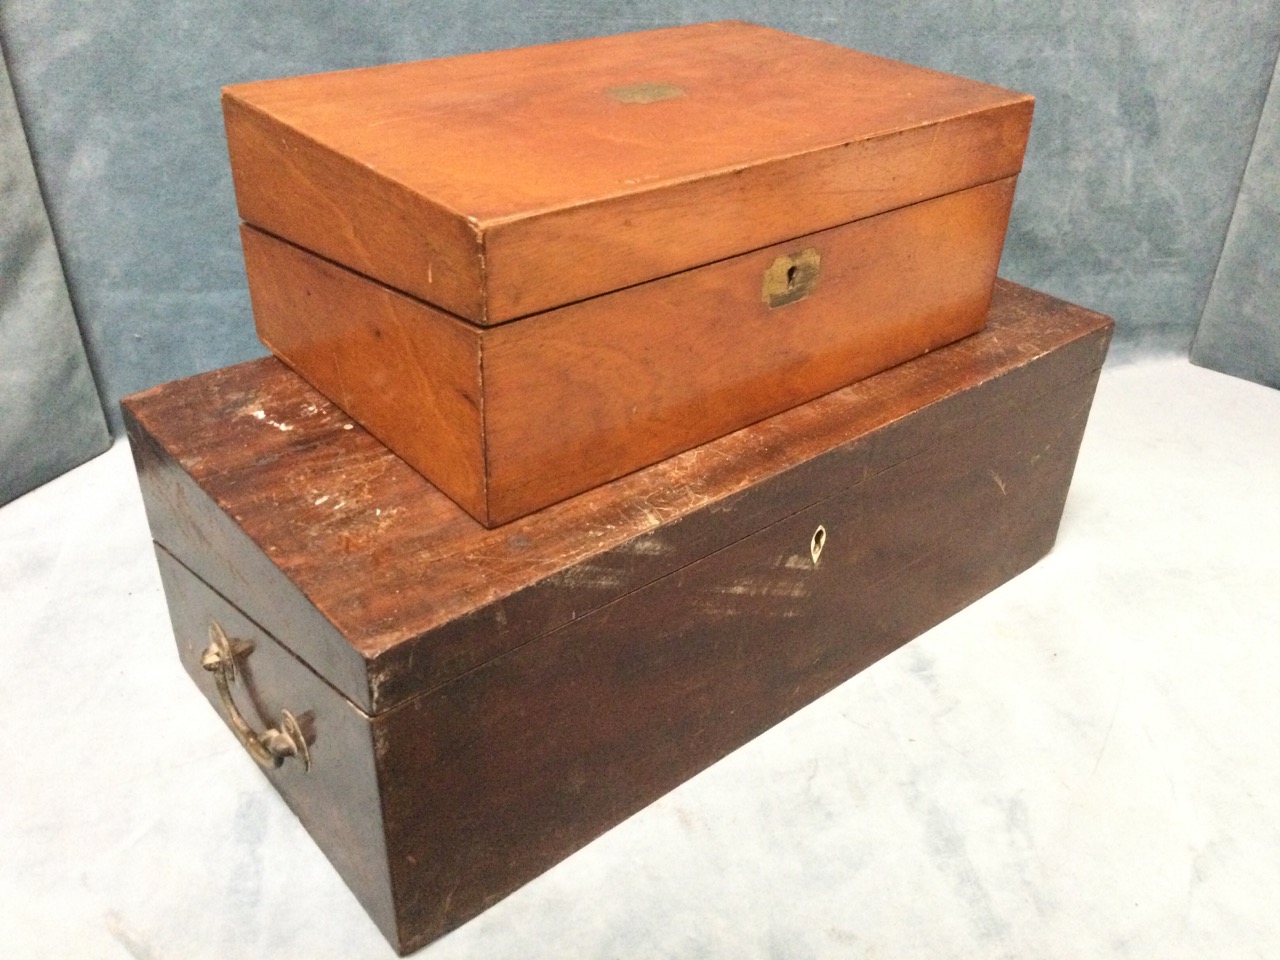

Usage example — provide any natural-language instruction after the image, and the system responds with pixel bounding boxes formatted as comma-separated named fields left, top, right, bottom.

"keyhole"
left=762, top=248, right=820, bottom=309
left=810, top=525, right=827, bottom=564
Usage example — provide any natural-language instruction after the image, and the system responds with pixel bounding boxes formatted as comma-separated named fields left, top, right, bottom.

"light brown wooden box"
left=223, top=21, right=1034, bottom=526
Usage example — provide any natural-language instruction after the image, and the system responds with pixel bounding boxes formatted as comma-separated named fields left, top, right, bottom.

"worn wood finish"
left=482, top=176, right=1017, bottom=523
left=126, top=281, right=1112, bottom=954
left=246, top=177, right=1017, bottom=526
left=226, top=22, right=1034, bottom=527
left=377, top=346, right=1101, bottom=950
left=240, top=224, right=488, bottom=519
left=153, top=547, right=396, bottom=945
left=223, top=21, right=1033, bottom=323
left=124, top=281, right=1111, bottom=713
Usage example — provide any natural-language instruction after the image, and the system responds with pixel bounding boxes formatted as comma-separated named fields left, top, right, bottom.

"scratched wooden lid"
left=122, top=282, right=1110, bottom=714
left=222, top=21, right=1033, bottom=325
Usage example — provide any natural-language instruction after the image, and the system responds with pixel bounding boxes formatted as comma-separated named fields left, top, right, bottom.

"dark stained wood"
left=122, top=281, right=1113, bottom=716
left=153, top=547, right=397, bottom=946
left=245, top=177, right=1018, bottom=526
left=223, top=22, right=1033, bottom=323
left=376, top=342, right=1104, bottom=950
left=126, top=280, right=1112, bottom=955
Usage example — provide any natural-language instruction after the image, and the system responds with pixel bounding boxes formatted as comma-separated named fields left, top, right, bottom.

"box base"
left=126, top=280, right=1112, bottom=954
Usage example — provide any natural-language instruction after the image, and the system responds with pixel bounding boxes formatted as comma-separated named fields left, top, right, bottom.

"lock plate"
left=762, top=248, right=821, bottom=308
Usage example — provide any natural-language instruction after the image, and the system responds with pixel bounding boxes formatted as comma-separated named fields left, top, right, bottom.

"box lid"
left=123, top=281, right=1111, bottom=716
left=222, top=21, right=1033, bottom=325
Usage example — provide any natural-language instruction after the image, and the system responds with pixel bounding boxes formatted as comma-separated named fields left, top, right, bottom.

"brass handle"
left=201, top=621, right=310, bottom=772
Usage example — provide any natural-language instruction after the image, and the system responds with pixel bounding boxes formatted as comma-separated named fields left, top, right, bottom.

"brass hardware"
left=201, top=621, right=310, bottom=772
left=607, top=82, right=685, bottom=104
left=763, top=248, right=821, bottom=308
left=810, top=525, right=827, bottom=565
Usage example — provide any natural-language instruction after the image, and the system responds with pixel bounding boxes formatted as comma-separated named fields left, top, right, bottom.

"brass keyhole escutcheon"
left=763, top=248, right=821, bottom=308
left=810, top=525, right=827, bottom=565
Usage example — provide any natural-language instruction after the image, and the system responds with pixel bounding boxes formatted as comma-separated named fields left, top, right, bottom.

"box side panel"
left=375, top=353, right=1105, bottom=951
left=223, top=96, right=487, bottom=322
left=484, top=100, right=1032, bottom=320
left=242, top=225, right=489, bottom=523
left=153, top=547, right=398, bottom=949
left=482, top=175, right=1018, bottom=525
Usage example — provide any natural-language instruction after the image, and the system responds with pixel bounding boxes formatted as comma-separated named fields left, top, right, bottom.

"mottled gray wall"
left=0, top=43, right=108, bottom=505
left=1, top=2, right=1277, bottom=433
left=1192, top=53, right=1280, bottom=389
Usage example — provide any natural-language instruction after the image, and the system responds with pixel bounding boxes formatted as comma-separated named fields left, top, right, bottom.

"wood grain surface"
left=376, top=334, right=1103, bottom=950
left=245, top=177, right=1018, bottom=526
left=241, top=224, right=489, bottom=520
left=223, top=21, right=1033, bottom=322
left=153, top=547, right=399, bottom=947
left=129, top=280, right=1112, bottom=953
left=123, top=281, right=1113, bottom=716
left=482, top=176, right=1018, bottom=524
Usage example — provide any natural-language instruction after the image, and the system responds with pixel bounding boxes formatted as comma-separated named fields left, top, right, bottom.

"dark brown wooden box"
left=223, top=22, right=1035, bottom=526
left=123, top=281, right=1111, bottom=954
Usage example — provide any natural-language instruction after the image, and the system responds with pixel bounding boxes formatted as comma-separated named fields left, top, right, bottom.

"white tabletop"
left=3, top=355, right=1278, bottom=959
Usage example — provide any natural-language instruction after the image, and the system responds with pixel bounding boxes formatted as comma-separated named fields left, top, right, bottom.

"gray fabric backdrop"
left=1192, top=53, right=1280, bottom=389
left=0, top=2, right=1277, bottom=438
left=0, top=42, right=108, bottom=505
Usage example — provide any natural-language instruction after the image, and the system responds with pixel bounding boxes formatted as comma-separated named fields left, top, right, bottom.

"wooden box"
left=123, top=281, right=1110, bottom=955
left=223, top=21, right=1035, bottom=526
